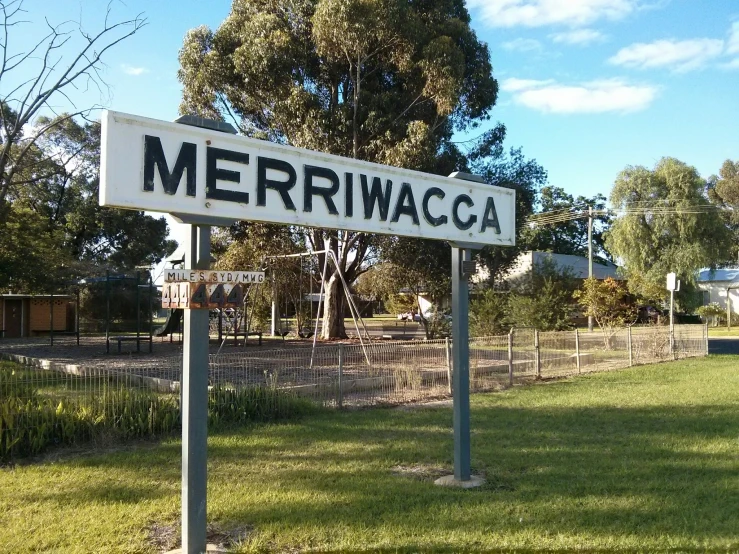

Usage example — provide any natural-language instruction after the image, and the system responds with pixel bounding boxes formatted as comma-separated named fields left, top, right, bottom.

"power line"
left=528, top=203, right=724, bottom=227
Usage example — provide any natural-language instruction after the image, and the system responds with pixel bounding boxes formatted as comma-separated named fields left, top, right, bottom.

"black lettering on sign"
left=227, top=284, right=243, bottom=305
left=206, top=147, right=250, bottom=204
left=257, top=157, right=297, bottom=210
left=480, top=197, right=501, bottom=234
left=422, top=187, right=447, bottom=227
left=303, top=165, right=340, bottom=215
left=391, top=183, right=419, bottom=225
left=143, top=136, right=196, bottom=196
left=210, top=284, right=226, bottom=306
left=360, top=175, right=393, bottom=221
left=191, top=284, right=207, bottom=304
left=452, top=194, right=477, bottom=231
left=345, top=173, right=354, bottom=217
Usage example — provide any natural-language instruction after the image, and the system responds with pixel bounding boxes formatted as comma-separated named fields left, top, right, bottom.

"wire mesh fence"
left=0, top=324, right=708, bottom=463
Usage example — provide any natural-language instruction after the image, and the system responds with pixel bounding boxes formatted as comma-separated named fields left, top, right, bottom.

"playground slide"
left=155, top=309, right=183, bottom=337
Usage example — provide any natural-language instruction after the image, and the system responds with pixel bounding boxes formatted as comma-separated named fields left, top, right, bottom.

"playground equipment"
left=267, top=249, right=371, bottom=368
left=155, top=308, right=183, bottom=338
left=77, top=271, right=155, bottom=354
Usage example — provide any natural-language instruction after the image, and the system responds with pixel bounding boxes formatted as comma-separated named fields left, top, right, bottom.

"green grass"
left=707, top=327, right=739, bottom=337
left=1, top=357, right=738, bottom=553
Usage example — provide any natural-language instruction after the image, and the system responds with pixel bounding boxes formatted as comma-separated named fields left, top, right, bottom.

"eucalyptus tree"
left=605, top=157, right=732, bottom=305
left=1, top=115, right=176, bottom=292
left=177, top=0, right=498, bottom=338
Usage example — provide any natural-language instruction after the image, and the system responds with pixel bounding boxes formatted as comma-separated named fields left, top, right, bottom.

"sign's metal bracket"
left=170, top=213, right=238, bottom=227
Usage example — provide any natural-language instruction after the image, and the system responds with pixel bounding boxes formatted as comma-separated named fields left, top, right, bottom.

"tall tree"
left=0, top=116, right=176, bottom=291
left=178, top=0, right=498, bottom=338
left=522, top=186, right=612, bottom=263
left=0, top=1, right=145, bottom=223
left=605, top=157, right=732, bottom=304
left=471, top=142, right=547, bottom=285
left=709, top=159, right=739, bottom=224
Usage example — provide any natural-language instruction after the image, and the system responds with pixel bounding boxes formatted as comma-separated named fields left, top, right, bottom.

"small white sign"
left=164, top=270, right=265, bottom=284
left=666, top=272, right=677, bottom=291
left=100, top=111, right=516, bottom=245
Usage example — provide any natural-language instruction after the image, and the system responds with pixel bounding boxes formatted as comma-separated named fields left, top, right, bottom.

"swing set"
left=266, top=249, right=372, bottom=368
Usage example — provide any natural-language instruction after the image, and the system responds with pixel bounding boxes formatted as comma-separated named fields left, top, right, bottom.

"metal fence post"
left=445, top=337, right=452, bottom=395
left=338, top=344, right=344, bottom=409
left=507, top=332, right=514, bottom=386
left=704, top=323, right=709, bottom=356
left=575, top=328, right=581, bottom=374
left=49, top=286, right=54, bottom=347
left=627, top=326, right=633, bottom=367
left=534, top=329, right=541, bottom=378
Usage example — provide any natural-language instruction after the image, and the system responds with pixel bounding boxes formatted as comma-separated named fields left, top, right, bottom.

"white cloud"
left=500, top=78, right=555, bottom=92
left=121, top=64, right=150, bottom=76
left=727, top=21, right=739, bottom=55
left=466, top=0, right=639, bottom=28
left=550, top=28, right=606, bottom=45
left=608, top=38, right=724, bottom=72
left=501, top=38, right=543, bottom=52
left=501, top=77, right=658, bottom=113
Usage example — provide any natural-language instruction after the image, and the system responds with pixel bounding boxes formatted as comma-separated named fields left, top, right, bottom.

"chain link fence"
left=1, top=324, right=708, bottom=463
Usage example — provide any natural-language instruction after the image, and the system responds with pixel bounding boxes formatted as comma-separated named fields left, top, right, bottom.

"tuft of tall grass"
left=0, top=363, right=316, bottom=464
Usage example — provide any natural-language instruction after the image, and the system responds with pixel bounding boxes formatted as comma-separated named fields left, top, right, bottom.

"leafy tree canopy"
left=522, top=186, right=612, bottom=263
left=709, top=159, right=739, bottom=224
left=605, top=157, right=732, bottom=303
left=178, top=0, right=502, bottom=338
left=0, top=116, right=176, bottom=292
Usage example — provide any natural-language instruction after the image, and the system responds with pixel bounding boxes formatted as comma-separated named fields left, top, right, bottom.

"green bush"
left=0, top=363, right=316, bottom=464
left=470, top=290, right=509, bottom=337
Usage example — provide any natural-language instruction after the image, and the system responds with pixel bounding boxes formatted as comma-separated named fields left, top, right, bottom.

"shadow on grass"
left=33, top=376, right=738, bottom=550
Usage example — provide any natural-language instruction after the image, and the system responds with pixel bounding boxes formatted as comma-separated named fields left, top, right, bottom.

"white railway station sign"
left=100, top=111, right=515, bottom=245
left=99, top=109, right=516, bottom=553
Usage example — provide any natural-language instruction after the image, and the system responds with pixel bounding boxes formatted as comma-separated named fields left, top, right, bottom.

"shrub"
left=0, top=363, right=316, bottom=464
left=470, top=290, right=508, bottom=337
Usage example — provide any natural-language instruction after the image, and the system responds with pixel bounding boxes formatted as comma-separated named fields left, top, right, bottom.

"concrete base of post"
left=434, top=474, right=485, bottom=488
left=166, top=545, right=227, bottom=554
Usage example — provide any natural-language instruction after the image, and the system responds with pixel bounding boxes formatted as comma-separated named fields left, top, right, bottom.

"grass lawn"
left=1, top=357, right=737, bottom=553
left=707, top=327, right=739, bottom=337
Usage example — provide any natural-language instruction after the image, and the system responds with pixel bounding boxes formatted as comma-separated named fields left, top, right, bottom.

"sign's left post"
left=182, top=224, right=210, bottom=554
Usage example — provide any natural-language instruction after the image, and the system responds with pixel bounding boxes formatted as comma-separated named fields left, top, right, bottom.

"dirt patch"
left=146, top=521, right=253, bottom=552
left=391, top=464, right=449, bottom=481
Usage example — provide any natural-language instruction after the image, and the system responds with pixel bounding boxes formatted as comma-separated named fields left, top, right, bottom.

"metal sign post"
left=182, top=224, right=211, bottom=554
left=435, top=172, right=486, bottom=488
left=451, top=245, right=471, bottom=481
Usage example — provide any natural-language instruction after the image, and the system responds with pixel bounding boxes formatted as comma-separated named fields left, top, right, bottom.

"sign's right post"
left=451, top=245, right=472, bottom=482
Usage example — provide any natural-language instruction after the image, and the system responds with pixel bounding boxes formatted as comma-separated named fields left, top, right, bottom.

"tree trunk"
left=322, top=273, right=347, bottom=339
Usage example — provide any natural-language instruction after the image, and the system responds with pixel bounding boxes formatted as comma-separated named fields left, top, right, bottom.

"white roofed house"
left=697, top=268, right=739, bottom=314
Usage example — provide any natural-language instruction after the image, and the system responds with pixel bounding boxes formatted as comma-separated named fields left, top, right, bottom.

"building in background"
left=0, top=295, right=75, bottom=338
left=697, top=269, right=739, bottom=314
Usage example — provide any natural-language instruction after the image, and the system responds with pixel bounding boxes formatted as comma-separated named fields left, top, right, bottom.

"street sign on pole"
left=666, top=272, right=677, bottom=291
left=99, top=112, right=516, bottom=546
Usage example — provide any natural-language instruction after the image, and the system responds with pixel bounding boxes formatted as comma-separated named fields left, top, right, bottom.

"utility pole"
left=587, top=206, right=594, bottom=332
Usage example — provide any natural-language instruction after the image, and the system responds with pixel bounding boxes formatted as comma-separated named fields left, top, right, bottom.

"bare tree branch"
left=0, top=1, right=146, bottom=220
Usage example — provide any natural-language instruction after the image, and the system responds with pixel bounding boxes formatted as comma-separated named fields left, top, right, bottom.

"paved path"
left=708, top=337, right=739, bottom=355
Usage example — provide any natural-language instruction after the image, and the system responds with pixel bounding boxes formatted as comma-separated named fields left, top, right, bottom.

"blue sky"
left=8, top=0, right=739, bottom=222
